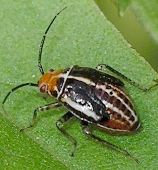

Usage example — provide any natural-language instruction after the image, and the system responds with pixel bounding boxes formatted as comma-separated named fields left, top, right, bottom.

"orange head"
left=38, top=69, right=63, bottom=96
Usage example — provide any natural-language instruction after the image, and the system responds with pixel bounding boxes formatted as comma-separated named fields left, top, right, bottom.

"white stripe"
left=96, top=84, right=137, bottom=124
left=57, top=66, right=74, bottom=99
left=61, top=96, right=101, bottom=121
left=61, top=74, right=95, bottom=86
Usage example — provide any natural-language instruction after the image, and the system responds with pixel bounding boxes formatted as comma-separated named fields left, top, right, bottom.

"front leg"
left=81, top=121, right=139, bottom=164
left=56, top=111, right=77, bottom=156
left=20, top=102, right=61, bottom=131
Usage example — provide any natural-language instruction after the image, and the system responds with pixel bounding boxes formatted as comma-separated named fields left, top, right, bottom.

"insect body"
left=3, top=7, right=151, bottom=163
left=39, top=66, right=139, bottom=133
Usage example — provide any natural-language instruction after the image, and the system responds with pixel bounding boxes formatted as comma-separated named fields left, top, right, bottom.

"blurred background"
left=95, top=0, right=158, bottom=72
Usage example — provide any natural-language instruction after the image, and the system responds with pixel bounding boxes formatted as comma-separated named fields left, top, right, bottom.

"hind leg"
left=96, top=64, right=157, bottom=91
left=81, top=121, right=139, bottom=163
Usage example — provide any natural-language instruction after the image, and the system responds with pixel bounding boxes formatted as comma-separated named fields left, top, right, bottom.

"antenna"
left=38, top=7, right=67, bottom=75
left=2, top=83, right=37, bottom=109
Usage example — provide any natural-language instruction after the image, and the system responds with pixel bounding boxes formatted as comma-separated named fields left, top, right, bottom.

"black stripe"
left=66, top=66, right=124, bottom=86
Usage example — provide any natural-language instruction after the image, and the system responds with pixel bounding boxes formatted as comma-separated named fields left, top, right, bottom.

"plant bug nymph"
left=2, top=7, right=157, bottom=163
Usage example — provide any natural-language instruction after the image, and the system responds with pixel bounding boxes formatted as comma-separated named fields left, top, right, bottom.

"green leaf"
left=131, top=0, right=158, bottom=44
left=118, top=0, right=132, bottom=16
left=95, top=0, right=158, bottom=72
left=0, top=0, right=158, bottom=170
left=0, top=115, right=68, bottom=169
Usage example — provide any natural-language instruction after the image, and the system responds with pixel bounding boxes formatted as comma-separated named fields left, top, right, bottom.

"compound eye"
left=39, top=84, right=48, bottom=93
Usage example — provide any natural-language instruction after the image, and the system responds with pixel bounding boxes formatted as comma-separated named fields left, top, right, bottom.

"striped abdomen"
left=95, top=83, right=140, bottom=132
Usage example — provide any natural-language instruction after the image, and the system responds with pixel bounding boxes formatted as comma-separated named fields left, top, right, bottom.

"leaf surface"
left=0, top=0, right=158, bottom=169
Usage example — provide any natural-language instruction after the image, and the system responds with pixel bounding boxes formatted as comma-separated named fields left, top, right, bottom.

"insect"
left=2, top=7, right=157, bottom=163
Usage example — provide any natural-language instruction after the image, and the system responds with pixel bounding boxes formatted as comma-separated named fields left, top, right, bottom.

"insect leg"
left=97, top=64, right=158, bottom=91
left=81, top=121, right=139, bottom=164
left=20, top=102, right=61, bottom=131
left=56, top=112, right=77, bottom=157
